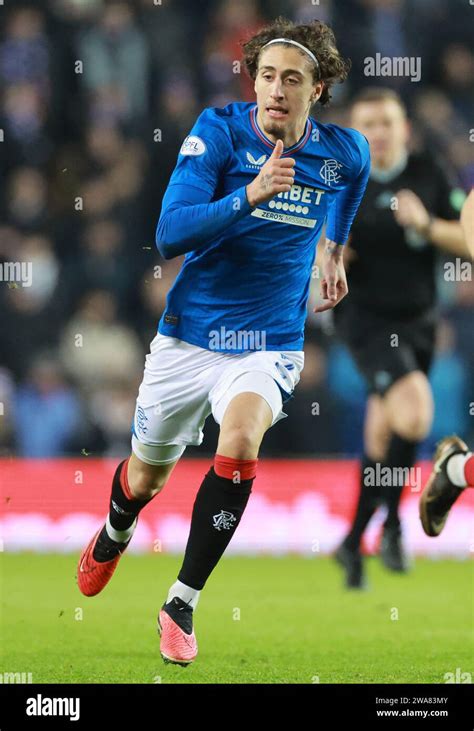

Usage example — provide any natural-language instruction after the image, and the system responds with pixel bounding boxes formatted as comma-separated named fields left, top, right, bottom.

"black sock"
left=178, top=466, right=254, bottom=590
left=382, top=435, right=418, bottom=530
left=108, top=458, right=152, bottom=531
left=93, top=459, right=153, bottom=563
left=344, top=455, right=383, bottom=551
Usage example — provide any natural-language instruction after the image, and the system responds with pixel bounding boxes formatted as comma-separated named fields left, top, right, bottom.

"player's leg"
left=172, top=389, right=272, bottom=591
left=215, top=390, right=273, bottom=457
left=77, top=443, right=183, bottom=598
left=335, top=394, right=390, bottom=589
left=165, top=388, right=271, bottom=587
left=158, top=367, right=287, bottom=666
left=420, top=436, right=473, bottom=536
left=379, top=369, right=433, bottom=568
left=78, top=333, right=209, bottom=599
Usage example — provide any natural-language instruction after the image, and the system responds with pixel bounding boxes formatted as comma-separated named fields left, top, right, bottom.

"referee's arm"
left=460, top=189, right=474, bottom=259
left=394, top=188, right=469, bottom=258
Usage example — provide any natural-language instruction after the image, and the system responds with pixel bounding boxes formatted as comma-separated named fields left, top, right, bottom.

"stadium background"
left=0, top=0, right=473, bottom=559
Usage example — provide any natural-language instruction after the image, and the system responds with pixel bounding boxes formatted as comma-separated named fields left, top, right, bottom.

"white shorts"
left=131, top=333, right=304, bottom=464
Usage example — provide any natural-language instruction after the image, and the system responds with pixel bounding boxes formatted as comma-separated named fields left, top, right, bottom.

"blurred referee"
left=333, top=88, right=469, bottom=588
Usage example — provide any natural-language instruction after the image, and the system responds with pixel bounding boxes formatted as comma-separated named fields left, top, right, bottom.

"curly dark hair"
left=241, top=17, right=351, bottom=106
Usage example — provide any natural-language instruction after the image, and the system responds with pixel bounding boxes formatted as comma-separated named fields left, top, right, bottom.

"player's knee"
left=129, top=472, right=167, bottom=500
left=128, top=461, right=170, bottom=500
left=218, top=425, right=261, bottom=460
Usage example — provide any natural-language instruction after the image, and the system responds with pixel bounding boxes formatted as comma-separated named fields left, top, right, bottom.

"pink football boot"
left=157, top=597, right=198, bottom=666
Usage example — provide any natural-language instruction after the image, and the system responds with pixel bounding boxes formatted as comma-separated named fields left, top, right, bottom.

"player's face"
left=254, top=46, right=322, bottom=146
left=350, top=99, right=409, bottom=168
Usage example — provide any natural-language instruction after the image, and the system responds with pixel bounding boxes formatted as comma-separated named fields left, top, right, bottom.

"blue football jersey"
left=156, top=101, right=370, bottom=353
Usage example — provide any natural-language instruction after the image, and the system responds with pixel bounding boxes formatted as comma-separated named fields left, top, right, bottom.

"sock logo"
left=212, top=510, right=237, bottom=531
left=111, top=500, right=134, bottom=516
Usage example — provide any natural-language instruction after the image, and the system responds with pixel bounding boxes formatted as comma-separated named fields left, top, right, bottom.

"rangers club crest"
left=319, top=158, right=343, bottom=186
left=212, top=510, right=237, bottom=531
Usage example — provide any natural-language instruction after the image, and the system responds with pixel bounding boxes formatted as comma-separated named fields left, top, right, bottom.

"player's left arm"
left=314, top=132, right=370, bottom=313
left=313, top=238, right=348, bottom=313
left=394, top=160, right=469, bottom=257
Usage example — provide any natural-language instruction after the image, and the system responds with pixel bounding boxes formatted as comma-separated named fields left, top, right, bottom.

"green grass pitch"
left=1, top=553, right=472, bottom=683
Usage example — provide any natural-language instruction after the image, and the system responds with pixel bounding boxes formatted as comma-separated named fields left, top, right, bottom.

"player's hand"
left=393, top=189, right=430, bottom=233
left=246, top=139, right=295, bottom=207
left=313, top=240, right=348, bottom=313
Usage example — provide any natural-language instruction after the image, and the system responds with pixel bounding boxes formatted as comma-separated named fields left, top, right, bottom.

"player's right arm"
left=156, top=109, right=249, bottom=259
left=156, top=113, right=294, bottom=260
left=157, top=183, right=251, bottom=259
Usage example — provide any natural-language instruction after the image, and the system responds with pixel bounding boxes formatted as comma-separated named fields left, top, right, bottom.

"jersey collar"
left=249, top=105, right=312, bottom=156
